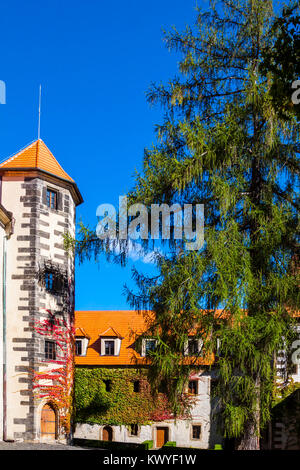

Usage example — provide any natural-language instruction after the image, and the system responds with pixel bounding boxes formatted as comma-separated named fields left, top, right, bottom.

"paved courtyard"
left=0, top=441, right=93, bottom=450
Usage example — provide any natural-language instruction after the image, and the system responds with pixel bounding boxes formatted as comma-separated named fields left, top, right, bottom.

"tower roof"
left=0, top=139, right=83, bottom=205
left=0, top=139, right=74, bottom=182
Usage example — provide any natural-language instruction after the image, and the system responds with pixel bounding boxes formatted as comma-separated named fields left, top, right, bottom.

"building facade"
left=0, top=139, right=82, bottom=442
left=74, top=310, right=222, bottom=449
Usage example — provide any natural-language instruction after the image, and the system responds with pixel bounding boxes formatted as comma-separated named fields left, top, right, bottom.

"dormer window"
left=145, top=339, right=156, bottom=355
left=141, top=338, right=158, bottom=357
left=105, top=340, right=115, bottom=356
left=188, top=339, right=200, bottom=355
left=75, top=328, right=90, bottom=357
left=99, top=327, right=123, bottom=357
left=75, top=339, right=83, bottom=356
left=184, top=337, right=203, bottom=356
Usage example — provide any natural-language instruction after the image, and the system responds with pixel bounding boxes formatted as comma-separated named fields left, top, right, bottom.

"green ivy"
left=74, top=368, right=172, bottom=426
left=273, top=380, right=300, bottom=408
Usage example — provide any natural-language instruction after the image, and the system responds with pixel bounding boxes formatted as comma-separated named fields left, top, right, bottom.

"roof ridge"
left=36, top=139, right=39, bottom=167
left=37, top=139, right=73, bottom=181
left=0, top=140, right=37, bottom=166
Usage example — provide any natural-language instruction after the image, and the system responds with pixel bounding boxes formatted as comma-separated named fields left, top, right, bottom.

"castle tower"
left=0, top=139, right=82, bottom=442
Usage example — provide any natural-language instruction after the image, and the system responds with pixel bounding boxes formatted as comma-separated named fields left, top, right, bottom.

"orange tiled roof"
left=74, top=310, right=214, bottom=367
left=75, top=308, right=300, bottom=367
left=75, top=310, right=149, bottom=366
left=0, top=139, right=74, bottom=182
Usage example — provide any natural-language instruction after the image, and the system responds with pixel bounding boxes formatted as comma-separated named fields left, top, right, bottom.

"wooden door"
left=156, top=427, right=168, bottom=448
left=102, top=426, right=113, bottom=441
left=41, top=404, right=56, bottom=439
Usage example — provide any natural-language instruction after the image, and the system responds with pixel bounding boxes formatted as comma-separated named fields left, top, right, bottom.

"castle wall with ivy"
left=74, top=367, right=221, bottom=448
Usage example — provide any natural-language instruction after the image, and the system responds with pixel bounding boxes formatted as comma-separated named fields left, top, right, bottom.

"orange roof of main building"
left=75, top=310, right=213, bottom=367
left=75, top=308, right=299, bottom=367
left=0, top=139, right=74, bottom=182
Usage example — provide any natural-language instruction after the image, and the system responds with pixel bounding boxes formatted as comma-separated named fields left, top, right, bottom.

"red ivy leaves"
left=32, top=310, right=75, bottom=434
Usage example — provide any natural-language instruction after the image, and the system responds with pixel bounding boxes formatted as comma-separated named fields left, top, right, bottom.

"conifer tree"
left=72, top=0, right=299, bottom=449
left=261, top=2, right=300, bottom=119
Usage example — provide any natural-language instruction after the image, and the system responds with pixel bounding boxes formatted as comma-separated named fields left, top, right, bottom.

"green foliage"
left=163, top=441, right=176, bottom=447
left=143, top=440, right=154, bottom=450
left=272, top=379, right=300, bottom=407
left=73, top=0, right=300, bottom=449
left=74, top=368, right=172, bottom=425
left=213, top=444, right=223, bottom=450
left=260, top=3, right=300, bottom=120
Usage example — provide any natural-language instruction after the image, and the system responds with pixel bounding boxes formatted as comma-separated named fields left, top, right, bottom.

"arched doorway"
left=41, top=403, right=57, bottom=440
left=102, top=425, right=113, bottom=441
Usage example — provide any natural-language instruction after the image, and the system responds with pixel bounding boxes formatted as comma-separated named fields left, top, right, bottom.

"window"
left=44, top=271, right=54, bottom=291
left=192, top=425, right=201, bottom=440
left=75, top=339, right=82, bottom=356
left=45, top=340, right=56, bottom=360
left=104, top=340, right=115, bottom=356
left=188, top=380, right=198, bottom=395
left=133, top=380, right=140, bottom=393
left=188, top=338, right=200, bottom=356
left=158, top=380, right=167, bottom=394
left=145, top=339, right=157, bottom=356
left=104, top=380, right=112, bottom=392
left=46, top=189, right=57, bottom=210
left=129, top=424, right=139, bottom=436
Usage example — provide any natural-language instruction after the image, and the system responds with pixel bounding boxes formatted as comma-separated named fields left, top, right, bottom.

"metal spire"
left=38, top=84, right=41, bottom=140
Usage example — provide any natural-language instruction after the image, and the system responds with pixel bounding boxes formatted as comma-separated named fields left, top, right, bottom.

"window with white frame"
left=100, top=337, right=122, bottom=356
left=142, top=338, right=157, bottom=357
left=185, top=337, right=203, bottom=356
left=75, top=336, right=89, bottom=356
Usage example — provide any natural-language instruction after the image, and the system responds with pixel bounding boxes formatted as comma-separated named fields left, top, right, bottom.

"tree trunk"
left=236, top=375, right=261, bottom=450
left=236, top=420, right=260, bottom=450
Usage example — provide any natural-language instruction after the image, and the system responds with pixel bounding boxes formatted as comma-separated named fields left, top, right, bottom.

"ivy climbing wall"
left=75, top=368, right=180, bottom=426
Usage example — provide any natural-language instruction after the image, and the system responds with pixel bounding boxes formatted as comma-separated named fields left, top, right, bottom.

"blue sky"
left=0, top=0, right=200, bottom=310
